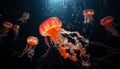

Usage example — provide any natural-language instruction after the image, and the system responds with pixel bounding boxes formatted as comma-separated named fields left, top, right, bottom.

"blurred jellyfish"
left=38, top=17, right=90, bottom=68
left=0, top=21, right=13, bottom=38
left=20, top=36, right=39, bottom=60
left=100, top=16, right=120, bottom=37
left=83, top=9, right=94, bottom=24
left=18, top=12, right=30, bottom=23
left=12, top=25, right=20, bottom=40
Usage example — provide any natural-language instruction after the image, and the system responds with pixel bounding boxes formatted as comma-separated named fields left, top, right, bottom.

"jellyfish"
left=0, top=21, right=13, bottom=38
left=12, top=25, right=20, bottom=40
left=18, top=12, right=30, bottom=23
left=83, top=9, right=94, bottom=24
left=38, top=17, right=90, bottom=68
left=20, top=36, right=39, bottom=60
left=100, top=16, right=120, bottom=37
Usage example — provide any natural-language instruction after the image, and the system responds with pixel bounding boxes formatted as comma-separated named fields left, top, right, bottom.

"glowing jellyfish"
left=100, top=16, right=120, bottom=36
left=20, top=36, right=39, bottom=59
left=0, top=21, right=13, bottom=38
left=12, top=25, right=20, bottom=40
left=39, top=17, right=62, bottom=42
left=83, top=9, right=94, bottom=24
left=18, top=12, right=30, bottom=23
left=38, top=17, right=90, bottom=68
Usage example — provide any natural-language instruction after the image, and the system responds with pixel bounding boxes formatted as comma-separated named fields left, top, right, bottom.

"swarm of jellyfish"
left=0, top=0, right=120, bottom=69
left=20, top=36, right=39, bottom=60
left=100, top=16, right=120, bottom=37
left=12, top=24, right=20, bottom=40
left=38, top=17, right=91, bottom=68
left=18, top=12, right=30, bottom=23
left=83, top=9, right=94, bottom=24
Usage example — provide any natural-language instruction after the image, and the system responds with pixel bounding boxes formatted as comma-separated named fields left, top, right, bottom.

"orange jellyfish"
left=12, top=25, right=20, bottom=40
left=38, top=17, right=91, bottom=68
left=21, top=36, right=39, bottom=59
left=100, top=16, right=120, bottom=36
left=39, top=17, right=62, bottom=42
left=0, top=21, right=13, bottom=38
left=83, top=9, right=94, bottom=24
left=18, top=12, right=30, bottom=23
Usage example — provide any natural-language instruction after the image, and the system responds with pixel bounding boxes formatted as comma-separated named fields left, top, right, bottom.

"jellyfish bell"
left=12, top=25, right=20, bottom=32
left=3, top=21, right=13, bottom=29
left=83, top=9, right=94, bottom=17
left=39, top=17, right=62, bottom=42
left=27, top=36, right=39, bottom=46
left=100, top=16, right=113, bottom=26
left=22, top=12, right=30, bottom=20
left=2, top=21, right=12, bottom=34
left=83, top=9, right=94, bottom=23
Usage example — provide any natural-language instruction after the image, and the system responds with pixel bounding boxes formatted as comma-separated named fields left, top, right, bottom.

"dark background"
left=0, top=0, right=120, bottom=69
